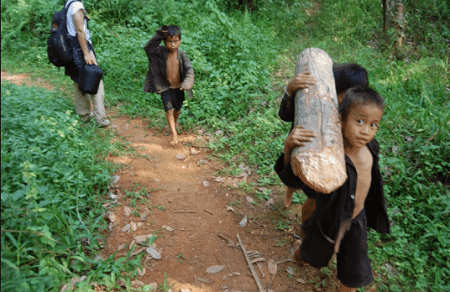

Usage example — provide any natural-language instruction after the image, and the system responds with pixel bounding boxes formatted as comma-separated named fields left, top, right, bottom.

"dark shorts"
left=337, top=209, right=374, bottom=288
left=160, top=88, right=185, bottom=111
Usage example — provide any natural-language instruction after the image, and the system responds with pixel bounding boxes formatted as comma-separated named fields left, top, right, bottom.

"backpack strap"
left=65, top=0, right=78, bottom=10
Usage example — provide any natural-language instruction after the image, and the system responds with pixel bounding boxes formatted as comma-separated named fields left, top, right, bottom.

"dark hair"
left=339, top=86, right=385, bottom=121
left=333, top=63, right=369, bottom=94
left=163, top=25, right=181, bottom=40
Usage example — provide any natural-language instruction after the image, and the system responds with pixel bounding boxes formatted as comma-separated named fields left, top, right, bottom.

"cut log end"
left=291, top=146, right=347, bottom=194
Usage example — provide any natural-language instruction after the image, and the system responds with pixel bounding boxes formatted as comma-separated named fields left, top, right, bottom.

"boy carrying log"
left=144, top=25, right=194, bottom=144
left=275, top=84, right=390, bottom=291
left=280, top=63, right=369, bottom=208
left=279, top=63, right=370, bottom=240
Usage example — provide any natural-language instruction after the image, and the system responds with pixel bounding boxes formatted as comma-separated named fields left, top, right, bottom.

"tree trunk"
left=291, top=48, right=347, bottom=194
left=383, top=0, right=405, bottom=49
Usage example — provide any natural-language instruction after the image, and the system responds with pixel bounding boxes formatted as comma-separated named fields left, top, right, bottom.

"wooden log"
left=291, top=48, right=347, bottom=194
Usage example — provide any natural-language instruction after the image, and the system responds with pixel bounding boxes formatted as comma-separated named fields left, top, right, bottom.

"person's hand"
left=284, top=126, right=316, bottom=155
left=286, top=71, right=316, bottom=96
left=84, top=53, right=95, bottom=65
left=180, top=87, right=185, bottom=91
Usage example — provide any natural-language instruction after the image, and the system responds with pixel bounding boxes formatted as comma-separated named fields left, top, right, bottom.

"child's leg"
left=283, top=187, right=295, bottom=208
left=300, top=197, right=316, bottom=238
left=165, top=109, right=178, bottom=144
left=293, top=239, right=303, bottom=263
left=174, top=109, right=181, bottom=129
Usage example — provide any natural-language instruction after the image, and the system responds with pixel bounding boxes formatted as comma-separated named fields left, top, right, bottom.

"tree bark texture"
left=291, top=48, right=347, bottom=194
left=383, top=0, right=405, bottom=47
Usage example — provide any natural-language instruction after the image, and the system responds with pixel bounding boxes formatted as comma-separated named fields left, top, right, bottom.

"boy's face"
left=341, top=103, right=383, bottom=149
left=164, top=35, right=181, bottom=53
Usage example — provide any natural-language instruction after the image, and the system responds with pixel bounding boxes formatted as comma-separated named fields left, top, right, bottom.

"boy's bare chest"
left=349, top=148, right=373, bottom=217
left=167, top=54, right=179, bottom=67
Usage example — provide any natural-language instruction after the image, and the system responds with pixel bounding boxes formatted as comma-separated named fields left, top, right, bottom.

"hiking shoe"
left=96, top=118, right=110, bottom=127
left=80, top=114, right=90, bottom=123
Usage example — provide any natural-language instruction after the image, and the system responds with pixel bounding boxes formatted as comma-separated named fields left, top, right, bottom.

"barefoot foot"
left=293, top=239, right=303, bottom=264
left=170, top=135, right=178, bottom=145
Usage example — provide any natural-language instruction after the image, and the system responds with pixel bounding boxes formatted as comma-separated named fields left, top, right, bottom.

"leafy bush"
left=1, top=84, right=140, bottom=291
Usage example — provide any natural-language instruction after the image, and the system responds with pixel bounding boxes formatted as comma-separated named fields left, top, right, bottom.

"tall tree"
left=383, top=0, right=405, bottom=54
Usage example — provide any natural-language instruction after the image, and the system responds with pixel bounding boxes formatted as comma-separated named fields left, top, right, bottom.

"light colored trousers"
left=73, top=51, right=106, bottom=120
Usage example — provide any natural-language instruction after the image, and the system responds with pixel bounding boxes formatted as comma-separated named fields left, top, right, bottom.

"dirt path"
left=2, top=72, right=345, bottom=292
left=102, top=116, right=331, bottom=292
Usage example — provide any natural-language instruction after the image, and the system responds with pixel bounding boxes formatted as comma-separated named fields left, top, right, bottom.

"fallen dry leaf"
left=134, top=234, right=153, bottom=245
left=121, top=224, right=130, bottom=232
left=162, top=225, right=175, bottom=232
left=268, top=259, right=277, bottom=275
left=239, top=216, right=247, bottom=227
left=214, top=176, right=226, bottom=183
left=137, top=267, right=146, bottom=276
left=190, top=147, right=201, bottom=155
left=146, top=246, right=161, bottom=259
left=296, top=278, right=306, bottom=284
left=124, top=206, right=132, bottom=216
left=206, top=265, right=225, bottom=274
left=130, top=221, right=137, bottom=231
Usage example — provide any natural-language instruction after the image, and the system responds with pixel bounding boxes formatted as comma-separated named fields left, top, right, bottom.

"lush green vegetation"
left=1, top=84, right=143, bottom=291
left=2, top=0, right=449, bottom=291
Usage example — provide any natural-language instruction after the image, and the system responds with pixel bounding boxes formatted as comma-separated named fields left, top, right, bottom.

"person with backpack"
left=63, top=0, right=110, bottom=127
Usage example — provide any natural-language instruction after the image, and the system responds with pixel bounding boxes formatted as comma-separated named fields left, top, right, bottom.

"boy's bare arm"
left=144, top=27, right=168, bottom=56
left=283, top=126, right=316, bottom=167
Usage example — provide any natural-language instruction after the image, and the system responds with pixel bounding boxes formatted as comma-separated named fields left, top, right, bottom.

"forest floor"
left=2, top=71, right=381, bottom=292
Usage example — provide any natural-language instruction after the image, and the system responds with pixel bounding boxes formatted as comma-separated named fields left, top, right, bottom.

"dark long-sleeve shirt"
left=143, top=28, right=194, bottom=97
left=274, top=139, right=390, bottom=267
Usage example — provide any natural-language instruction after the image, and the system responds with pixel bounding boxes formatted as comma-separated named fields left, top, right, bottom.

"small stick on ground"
left=237, top=234, right=265, bottom=292
left=275, top=259, right=293, bottom=265
left=204, top=209, right=215, bottom=215
left=226, top=251, right=232, bottom=273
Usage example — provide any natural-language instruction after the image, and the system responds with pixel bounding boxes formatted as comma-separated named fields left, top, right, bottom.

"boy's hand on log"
left=284, top=126, right=316, bottom=155
left=286, top=72, right=316, bottom=96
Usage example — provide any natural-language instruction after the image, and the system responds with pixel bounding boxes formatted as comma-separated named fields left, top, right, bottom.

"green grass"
left=1, top=0, right=449, bottom=290
left=0, top=84, right=142, bottom=291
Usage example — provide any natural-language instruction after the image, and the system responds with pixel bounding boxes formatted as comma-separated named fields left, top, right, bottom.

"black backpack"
left=47, top=0, right=79, bottom=67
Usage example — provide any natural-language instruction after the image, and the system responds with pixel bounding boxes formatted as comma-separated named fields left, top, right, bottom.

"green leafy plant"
left=158, top=273, right=174, bottom=292
left=176, top=253, right=186, bottom=263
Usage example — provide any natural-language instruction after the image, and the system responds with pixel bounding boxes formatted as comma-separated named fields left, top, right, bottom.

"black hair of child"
left=339, top=86, right=385, bottom=121
left=163, top=25, right=181, bottom=41
left=333, top=63, right=369, bottom=94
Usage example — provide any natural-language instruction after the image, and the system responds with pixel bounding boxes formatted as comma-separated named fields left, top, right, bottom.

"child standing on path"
left=275, top=86, right=390, bottom=291
left=144, top=25, right=194, bottom=144
left=279, top=63, right=369, bottom=209
left=279, top=64, right=369, bottom=239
